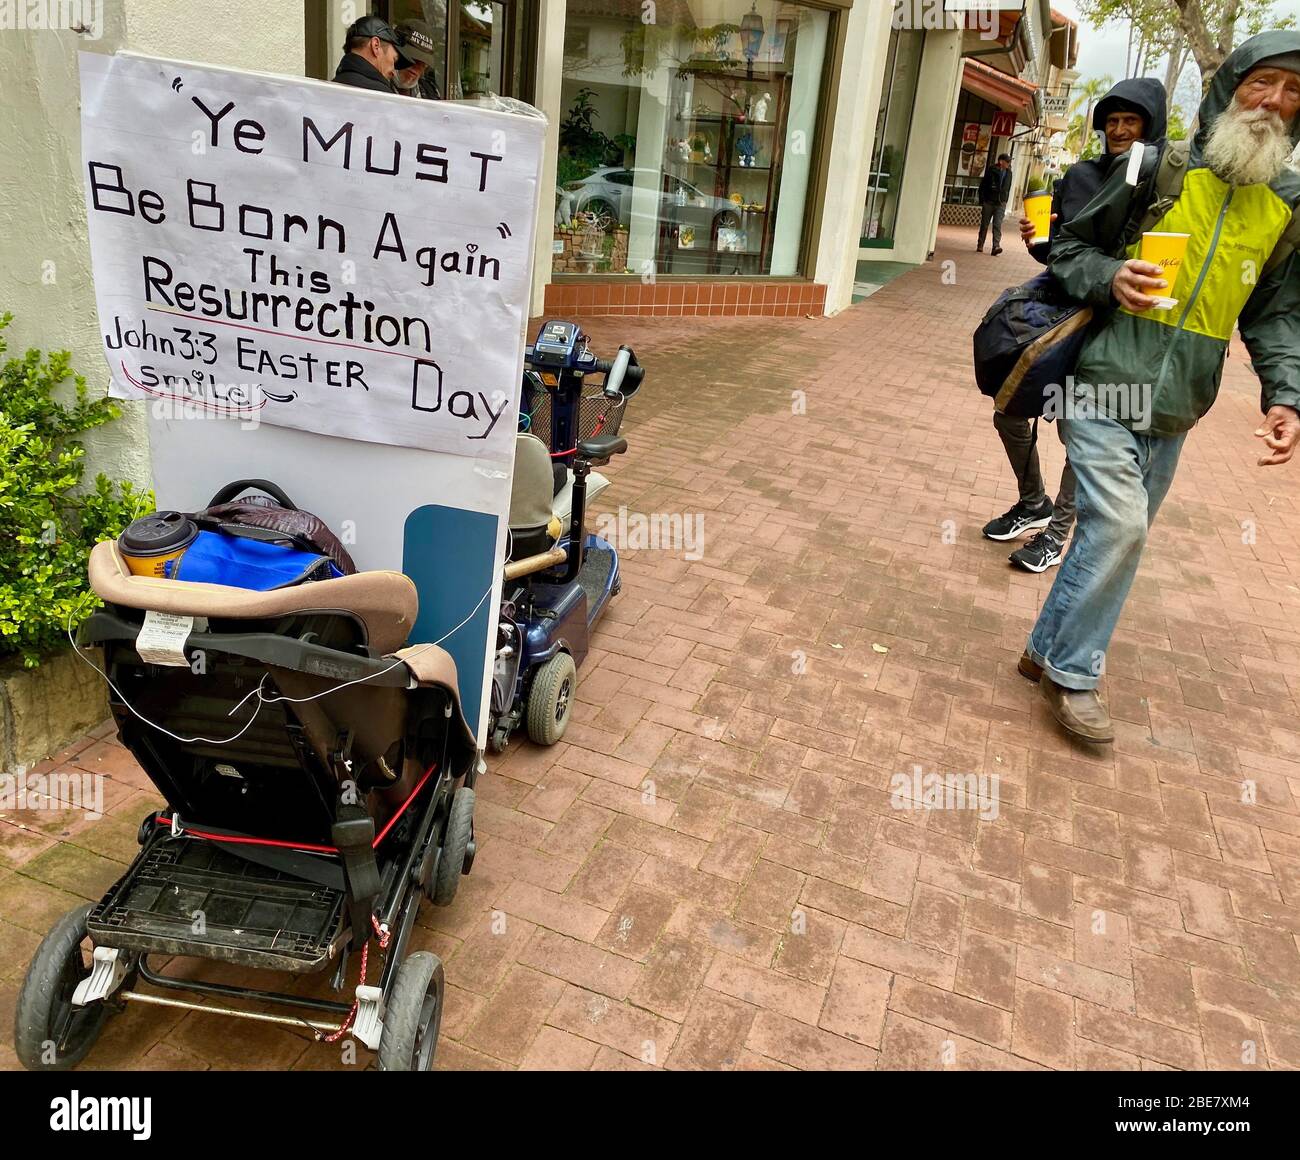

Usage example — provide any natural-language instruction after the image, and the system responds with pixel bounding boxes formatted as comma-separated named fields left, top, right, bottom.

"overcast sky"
left=1053, top=0, right=1300, bottom=94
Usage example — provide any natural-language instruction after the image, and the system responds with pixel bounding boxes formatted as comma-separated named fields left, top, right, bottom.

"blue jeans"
left=1027, top=408, right=1186, bottom=690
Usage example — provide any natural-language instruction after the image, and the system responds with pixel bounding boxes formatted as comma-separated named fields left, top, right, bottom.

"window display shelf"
left=668, top=162, right=774, bottom=173
left=659, top=65, right=792, bottom=274
left=676, top=115, right=778, bottom=127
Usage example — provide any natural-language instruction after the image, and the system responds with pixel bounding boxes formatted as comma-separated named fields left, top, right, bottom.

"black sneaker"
left=1009, top=532, right=1064, bottom=573
left=991, top=246, right=1004, bottom=256
left=981, top=498, right=1054, bottom=542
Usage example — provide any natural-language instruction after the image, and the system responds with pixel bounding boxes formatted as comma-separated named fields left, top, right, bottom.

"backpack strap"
left=1128, top=139, right=1190, bottom=245
left=1261, top=211, right=1300, bottom=280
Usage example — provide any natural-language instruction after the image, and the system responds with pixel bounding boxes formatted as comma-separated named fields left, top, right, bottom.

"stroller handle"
left=206, top=478, right=300, bottom=510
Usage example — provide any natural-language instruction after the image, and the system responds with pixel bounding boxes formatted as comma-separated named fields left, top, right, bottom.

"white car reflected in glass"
left=561, top=167, right=742, bottom=235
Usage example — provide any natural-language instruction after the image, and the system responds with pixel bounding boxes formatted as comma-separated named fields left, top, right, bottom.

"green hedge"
left=0, top=313, right=152, bottom=667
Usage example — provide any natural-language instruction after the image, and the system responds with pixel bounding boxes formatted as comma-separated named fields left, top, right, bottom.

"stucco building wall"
left=0, top=1, right=305, bottom=488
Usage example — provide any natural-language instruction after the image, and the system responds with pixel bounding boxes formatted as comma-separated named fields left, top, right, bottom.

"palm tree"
left=1070, top=74, right=1115, bottom=156
left=1063, top=113, right=1088, bottom=158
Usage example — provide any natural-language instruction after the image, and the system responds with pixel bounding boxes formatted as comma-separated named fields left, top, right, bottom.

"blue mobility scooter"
left=486, top=321, right=642, bottom=752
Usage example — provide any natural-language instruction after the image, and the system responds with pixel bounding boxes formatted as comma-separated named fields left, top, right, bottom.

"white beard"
left=1203, top=100, right=1294, bottom=186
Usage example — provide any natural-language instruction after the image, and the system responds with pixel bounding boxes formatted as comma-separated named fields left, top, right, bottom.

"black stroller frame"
left=14, top=565, right=480, bottom=1072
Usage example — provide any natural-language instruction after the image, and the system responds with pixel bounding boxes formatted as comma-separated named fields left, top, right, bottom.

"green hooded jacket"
left=1048, top=31, right=1300, bottom=437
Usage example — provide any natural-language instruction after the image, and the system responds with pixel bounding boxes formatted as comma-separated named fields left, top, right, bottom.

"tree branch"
left=1217, top=0, right=1244, bottom=57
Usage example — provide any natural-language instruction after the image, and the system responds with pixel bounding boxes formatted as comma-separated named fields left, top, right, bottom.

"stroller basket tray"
left=88, top=836, right=346, bottom=973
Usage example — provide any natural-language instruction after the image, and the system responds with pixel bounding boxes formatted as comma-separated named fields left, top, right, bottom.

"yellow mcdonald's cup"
left=1139, top=232, right=1191, bottom=311
left=1024, top=191, right=1053, bottom=245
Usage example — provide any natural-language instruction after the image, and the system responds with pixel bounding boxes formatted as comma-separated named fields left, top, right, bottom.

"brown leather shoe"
left=1041, top=677, right=1114, bottom=743
left=1017, top=652, right=1043, bottom=682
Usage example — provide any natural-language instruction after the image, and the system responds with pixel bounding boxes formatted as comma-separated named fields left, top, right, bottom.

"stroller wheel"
left=14, top=903, right=118, bottom=1070
left=526, top=651, right=577, bottom=746
left=431, top=787, right=476, bottom=907
left=377, top=952, right=445, bottom=1071
left=137, top=810, right=164, bottom=845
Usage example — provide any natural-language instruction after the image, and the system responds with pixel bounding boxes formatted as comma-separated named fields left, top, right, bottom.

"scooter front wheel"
left=526, top=652, right=577, bottom=745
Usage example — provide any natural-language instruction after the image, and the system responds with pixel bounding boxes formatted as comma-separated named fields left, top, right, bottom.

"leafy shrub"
left=0, top=313, right=152, bottom=667
left=557, top=88, right=636, bottom=190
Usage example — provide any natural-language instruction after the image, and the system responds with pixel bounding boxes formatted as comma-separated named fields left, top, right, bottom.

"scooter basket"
left=524, top=389, right=626, bottom=454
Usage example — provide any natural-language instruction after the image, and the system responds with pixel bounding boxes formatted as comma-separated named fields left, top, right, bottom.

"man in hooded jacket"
left=1020, top=32, right=1300, bottom=744
left=984, top=78, right=1168, bottom=575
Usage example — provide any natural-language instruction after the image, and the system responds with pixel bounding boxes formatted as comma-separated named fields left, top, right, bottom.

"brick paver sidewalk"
left=4, top=225, right=1299, bottom=1070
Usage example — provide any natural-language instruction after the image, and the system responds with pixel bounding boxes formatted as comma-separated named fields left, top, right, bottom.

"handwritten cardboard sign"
left=80, top=51, right=544, bottom=459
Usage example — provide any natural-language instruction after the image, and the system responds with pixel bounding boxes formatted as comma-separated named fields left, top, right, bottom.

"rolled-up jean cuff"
left=1026, top=642, right=1099, bottom=691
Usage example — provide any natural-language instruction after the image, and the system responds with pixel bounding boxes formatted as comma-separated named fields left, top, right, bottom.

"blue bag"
left=167, top=530, right=343, bottom=590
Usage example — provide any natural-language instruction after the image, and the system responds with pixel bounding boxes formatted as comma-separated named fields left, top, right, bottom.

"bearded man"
left=1017, top=32, right=1300, bottom=743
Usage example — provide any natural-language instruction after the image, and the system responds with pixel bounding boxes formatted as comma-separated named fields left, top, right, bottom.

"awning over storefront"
left=1050, top=8, right=1080, bottom=71
left=961, top=57, right=1039, bottom=124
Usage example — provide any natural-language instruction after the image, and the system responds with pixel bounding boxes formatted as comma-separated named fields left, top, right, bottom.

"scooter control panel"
left=527, top=320, right=592, bottom=370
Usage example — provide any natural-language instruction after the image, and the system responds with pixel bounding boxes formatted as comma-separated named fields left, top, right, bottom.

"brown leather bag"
left=191, top=479, right=357, bottom=576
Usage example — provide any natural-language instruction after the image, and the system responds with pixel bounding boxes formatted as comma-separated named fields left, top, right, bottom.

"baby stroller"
left=14, top=503, right=480, bottom=1071
left=486, top=321, right=642, bottom=752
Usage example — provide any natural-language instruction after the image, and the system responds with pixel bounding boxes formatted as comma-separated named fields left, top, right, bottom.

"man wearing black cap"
left=976, top=154, right=1013, bottom=255
left=394, top=18, right=442, bottom=100
left=333, top=15, right=412, bottom=93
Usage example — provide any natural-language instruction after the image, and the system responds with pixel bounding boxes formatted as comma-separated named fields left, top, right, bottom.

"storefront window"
left=458, top=2, right=502, bottom=97
left=861, top=26, right=923, bottom=247
left=555, top=0, right=830, bottom=277
left=943, top=91, right=1008, bottom=206
left=383, top=0, right=531, bottom=100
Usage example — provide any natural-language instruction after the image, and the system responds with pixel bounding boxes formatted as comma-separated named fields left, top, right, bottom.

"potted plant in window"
left=736, top=131, right=758, bottom=167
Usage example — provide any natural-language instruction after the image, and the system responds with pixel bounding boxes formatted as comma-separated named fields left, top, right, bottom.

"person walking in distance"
left=1021, top=33, right=1300, bottom=744
left=977, top=154, right=1013, bottom=255
left=983, top=80, right=1168, bottom=574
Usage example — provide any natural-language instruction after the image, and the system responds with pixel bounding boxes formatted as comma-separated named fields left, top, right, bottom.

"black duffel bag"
left=972, top=272, right=1095, bottom=419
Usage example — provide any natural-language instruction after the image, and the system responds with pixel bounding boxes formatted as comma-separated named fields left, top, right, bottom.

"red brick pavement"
left=3, top=225, right=1300, bottom=1070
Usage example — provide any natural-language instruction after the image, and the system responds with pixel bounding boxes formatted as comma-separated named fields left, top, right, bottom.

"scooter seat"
left=507, top=434, right=610, bottom=553
left=88, top=540, right=418, bottom=655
